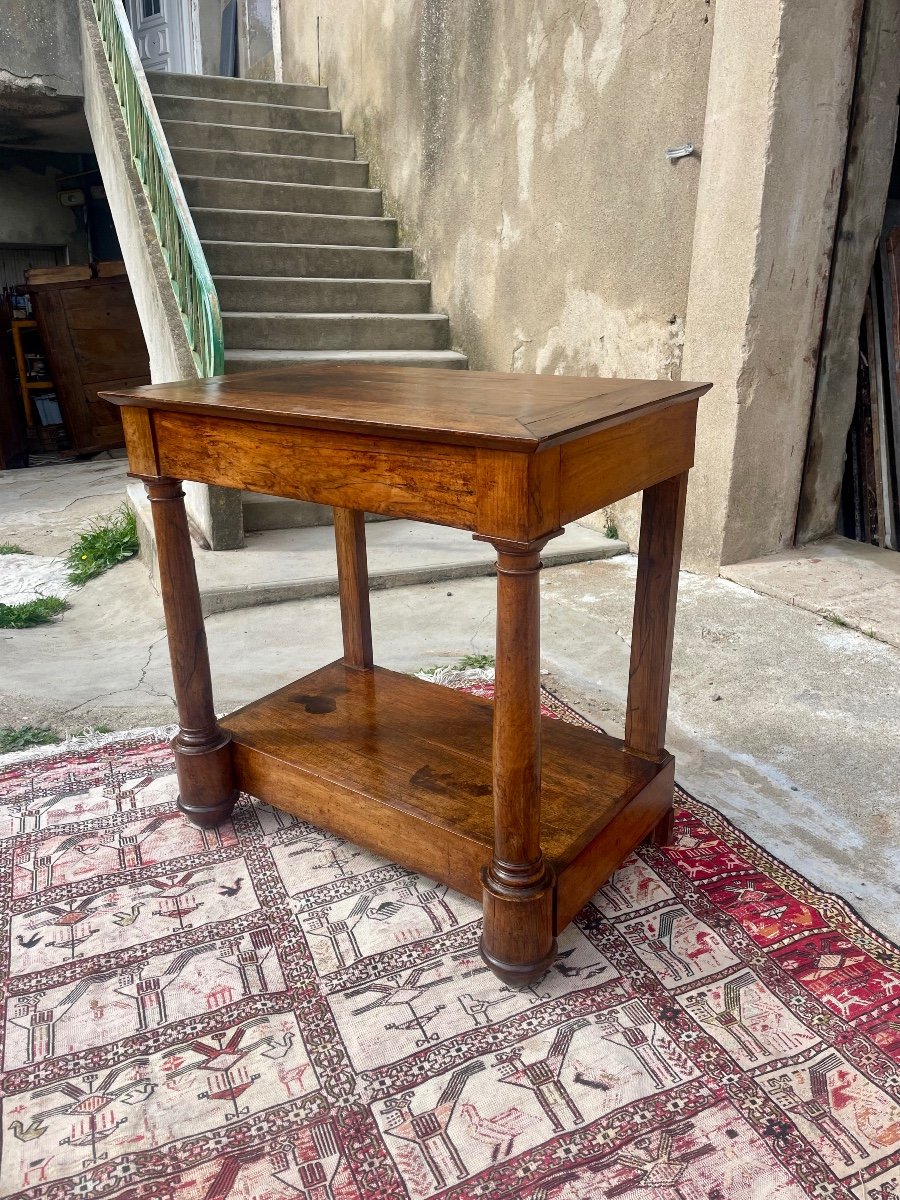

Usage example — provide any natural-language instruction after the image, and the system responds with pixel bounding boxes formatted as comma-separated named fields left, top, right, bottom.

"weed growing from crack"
left=456, top=653, right=495, bottom=670
left=0, top=596, right=69, bottom=628
left=66, top=504, right=139, bottom=586
left=0, top=725, right=58, bottom=753
left=418, top=653, right=496, bottom=676
left=0, top=543, right=28, bottom=555
left=824, top=612, right=850, bottom=629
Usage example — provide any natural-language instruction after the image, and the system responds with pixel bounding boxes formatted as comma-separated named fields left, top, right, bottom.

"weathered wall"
left=240, top=0, right=277, bottom=79
left=0, top=0, right=87, bottom=150
left=281, top=0, right=715, bottom=545
left=0, top=0, right=82, bottom=101
left=680, top=0, right=861, bottom=569
left=0, top=150, right=90, bottom=261
left=197, top=0, right=228, bottom=75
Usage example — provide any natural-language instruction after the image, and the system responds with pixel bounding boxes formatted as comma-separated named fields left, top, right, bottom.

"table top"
left=104, top=364, right=711, bottom=452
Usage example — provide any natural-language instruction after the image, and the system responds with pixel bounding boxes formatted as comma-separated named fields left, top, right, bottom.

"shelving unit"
left=10, top=319, right=55, bottom=428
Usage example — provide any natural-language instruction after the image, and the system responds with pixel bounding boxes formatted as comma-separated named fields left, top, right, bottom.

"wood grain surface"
left=103, top=363, right=710, bottom=451
left=221, top=663, right=666, bottom=908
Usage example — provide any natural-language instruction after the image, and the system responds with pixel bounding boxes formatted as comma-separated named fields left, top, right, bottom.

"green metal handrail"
left=89, top=0, right=224, bottom=377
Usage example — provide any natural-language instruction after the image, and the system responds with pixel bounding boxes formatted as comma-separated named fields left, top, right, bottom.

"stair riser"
left=223, top=315, right=451, bottom=352
left=182, top=177, right=383, bottom=216
left=172, top=147, right=368, bottom=188
left=154, top=93, right=341, bottom=134
left=148, top=71, right=329, bottom=109
left=204, top=242, right=413, bottom=279
left=214, top=277, right=431, bottom=314
left=243, top=497, right=392, bottom=531
left=193, top=209, right=397, bottom=248
left=225, top=352, right=468, bottom=373
left=163, top=120, right=355, bottom=160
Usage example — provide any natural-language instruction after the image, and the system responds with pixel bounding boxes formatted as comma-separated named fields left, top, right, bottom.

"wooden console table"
left=105, top=365, right=710, bottom=985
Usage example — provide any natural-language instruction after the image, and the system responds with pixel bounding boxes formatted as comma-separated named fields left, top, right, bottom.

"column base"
left=479, top=935, right=559, bottom=988
left=174, top=733, right=238, bottom=829
left=480, top=866, right=557, bottom=987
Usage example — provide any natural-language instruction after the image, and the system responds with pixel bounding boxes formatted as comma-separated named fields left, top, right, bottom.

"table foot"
left=479, top=936, right=559, bottom=988
left=643, top=804, right=675, bottom=848
left=174, top=733, right=237, bottom=829
left=480, top=862, right=556, bottom=986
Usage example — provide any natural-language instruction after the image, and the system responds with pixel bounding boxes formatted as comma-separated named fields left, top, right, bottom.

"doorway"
left=124, top=0, right=197, bottom=73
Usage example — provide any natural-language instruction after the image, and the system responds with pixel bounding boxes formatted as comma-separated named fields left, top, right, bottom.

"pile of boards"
left=843, top=207, right=900, bottom=548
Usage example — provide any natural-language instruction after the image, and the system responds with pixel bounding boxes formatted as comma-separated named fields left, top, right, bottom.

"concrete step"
left=153, top=91, right=342, bottom=134
left=213, top=276, right=431, bottom=314
left=172, top=146, right=368, bottom=188
left=162, top=118, right=356, bottom=160
left=203, top=240, right=413, bottom=279
left=224, top=349, right=469, bottom=373
left=193, top=208, right=397, bottom=247
left=243, top=495, right=393, bottom=531
left=129, top=487, right=627, bottom=615
left=147, top=70, right=329, bottom=109
left=223, top=312, right=451, bottom=352
left=181, top=176, right=384, bottom=216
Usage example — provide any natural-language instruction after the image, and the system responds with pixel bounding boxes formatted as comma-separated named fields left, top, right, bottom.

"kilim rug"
left=1, top=681, right=899, bottom=1200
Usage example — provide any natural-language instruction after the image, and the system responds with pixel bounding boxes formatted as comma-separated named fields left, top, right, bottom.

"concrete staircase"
left=147, top=72, right=468, bottom=382
left=128, top=71, right=623, bottom=611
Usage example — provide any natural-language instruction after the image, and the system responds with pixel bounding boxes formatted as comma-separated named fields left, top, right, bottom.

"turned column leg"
left=145, top=477, right=237, bottom=828
left=333, top=507, right=373, bottom=668
left=626, top=472, right=688, bottom=846
left=480, top=535, right=559, bottom=986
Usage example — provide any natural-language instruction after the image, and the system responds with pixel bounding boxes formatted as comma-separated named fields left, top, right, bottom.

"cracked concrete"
left=1, top=457, right=128, bottom=555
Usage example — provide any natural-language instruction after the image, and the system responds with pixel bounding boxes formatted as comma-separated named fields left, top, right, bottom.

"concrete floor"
left=2, top=463, right=899, bottom=944
left=722, top=535, right=900, bottom=649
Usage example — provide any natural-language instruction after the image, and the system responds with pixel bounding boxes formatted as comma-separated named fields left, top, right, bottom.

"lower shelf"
left=221, top=661, right=674, bottom=931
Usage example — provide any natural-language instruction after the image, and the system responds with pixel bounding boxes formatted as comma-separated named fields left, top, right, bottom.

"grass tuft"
left=66, top=504, right=139, bottom=586
left=824, top=612, right=850, bottom=629
left=0, top=725, right=58, bottom=753
left=0, top=596, right=69, bottom=628
left=0, top=542, right=28, bottom=555
left=455, top=653, right=495, bottom=670
left=604, top=522, right=619, bottom=540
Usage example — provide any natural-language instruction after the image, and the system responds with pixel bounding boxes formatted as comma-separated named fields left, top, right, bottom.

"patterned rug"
left=1, top=683, right=899, bottom=1200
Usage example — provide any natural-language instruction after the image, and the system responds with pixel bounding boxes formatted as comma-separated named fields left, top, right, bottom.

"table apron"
left=122, top=398, right=697, bottom=539
left=150, top=409, right=480, bottom=530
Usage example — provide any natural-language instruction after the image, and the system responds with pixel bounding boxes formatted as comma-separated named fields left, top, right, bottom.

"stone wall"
left=281, top=0, right=715, bottom=546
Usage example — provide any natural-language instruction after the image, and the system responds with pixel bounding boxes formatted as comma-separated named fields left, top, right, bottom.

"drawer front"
left=152, top=410, right=478, bottom=529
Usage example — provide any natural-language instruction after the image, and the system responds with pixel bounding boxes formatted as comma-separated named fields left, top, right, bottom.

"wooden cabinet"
left=28, top=275, right=150, bottom=454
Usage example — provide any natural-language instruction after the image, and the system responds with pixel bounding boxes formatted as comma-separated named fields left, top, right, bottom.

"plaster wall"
left=0, top=151, right=90, bottom=262
left=197, top=0, right=228, bottom=75
left=281, top=0, right=715, bottom=546
left=0, top=0, right=88, bottom=151
left=0, top=0, right=82, bottom=101
left=680, top=0, right=860, bottom=570
left=240, top=0, right=277, bottom=80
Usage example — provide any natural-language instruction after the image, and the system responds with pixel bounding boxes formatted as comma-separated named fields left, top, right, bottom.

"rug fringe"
left=0, top=724, right=177, bottom=768
left=416, top=665, right=494, bottom=687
